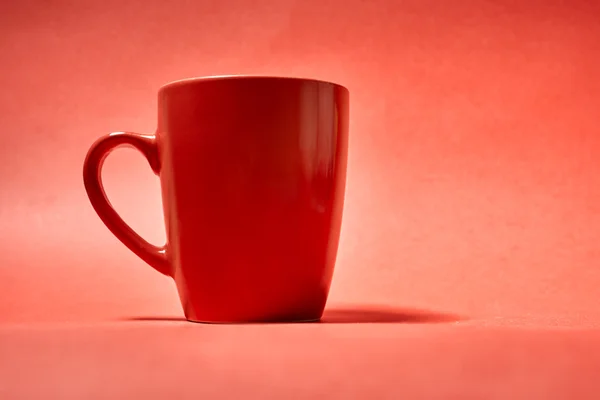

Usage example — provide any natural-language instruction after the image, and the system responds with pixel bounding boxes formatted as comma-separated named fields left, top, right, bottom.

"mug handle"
left=82, top=131, right=171, bottom=277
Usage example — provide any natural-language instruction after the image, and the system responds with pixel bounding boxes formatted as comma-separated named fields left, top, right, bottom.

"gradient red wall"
left=1, top=0, right=599, bottom=323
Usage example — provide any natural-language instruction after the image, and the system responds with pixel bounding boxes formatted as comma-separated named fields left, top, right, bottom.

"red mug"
left=83, top=76, right=349, bottom=323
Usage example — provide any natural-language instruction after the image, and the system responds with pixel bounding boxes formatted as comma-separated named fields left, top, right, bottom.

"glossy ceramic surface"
left=83, top=76, right=350, bottom=323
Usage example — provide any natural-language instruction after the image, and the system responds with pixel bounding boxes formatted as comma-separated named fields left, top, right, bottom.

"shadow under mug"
left=83, top=75, right=350, bottom=323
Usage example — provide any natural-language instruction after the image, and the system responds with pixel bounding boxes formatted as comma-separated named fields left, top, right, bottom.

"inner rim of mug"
left=159, top=75, right=348, bottom=93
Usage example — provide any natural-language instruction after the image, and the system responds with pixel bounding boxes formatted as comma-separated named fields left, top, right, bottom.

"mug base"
left=184, top=317, right=321, bottom=324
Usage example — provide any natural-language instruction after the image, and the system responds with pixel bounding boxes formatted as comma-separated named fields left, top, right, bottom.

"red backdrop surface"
left=1, top=0, right=600, bottom=397
left=2, top=0, right=599, bottom=323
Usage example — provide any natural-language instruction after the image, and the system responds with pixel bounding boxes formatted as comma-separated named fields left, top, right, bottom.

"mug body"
left=157, top=76, right=349, bottom=323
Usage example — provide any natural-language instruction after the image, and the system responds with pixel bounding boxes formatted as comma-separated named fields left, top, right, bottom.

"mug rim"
left=159, top=75, right=348, bottom=93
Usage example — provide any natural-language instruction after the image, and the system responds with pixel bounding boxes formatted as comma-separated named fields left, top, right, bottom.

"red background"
left=1, top=0, right=600, bottom=397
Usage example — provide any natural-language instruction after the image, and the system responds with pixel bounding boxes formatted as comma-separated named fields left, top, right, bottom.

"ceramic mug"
left=83, top=76, right=349, bottom=323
